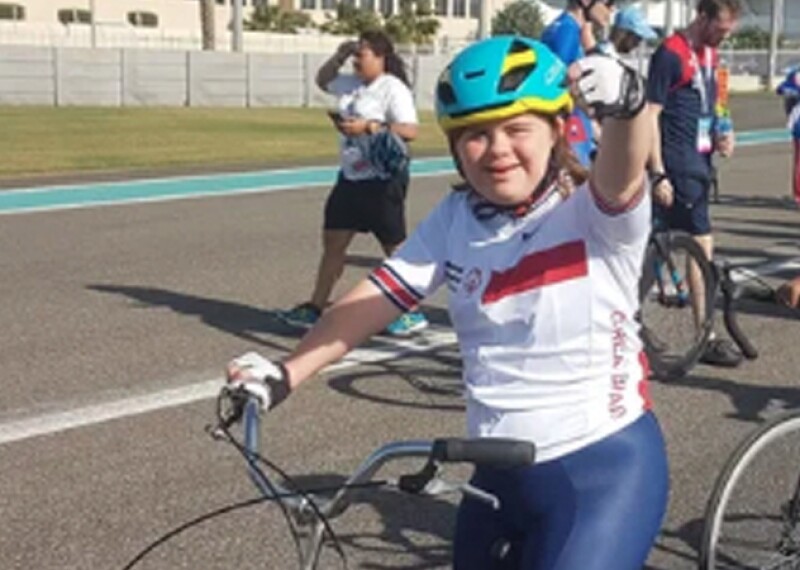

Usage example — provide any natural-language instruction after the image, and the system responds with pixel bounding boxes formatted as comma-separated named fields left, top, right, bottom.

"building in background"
left=0, top=0, right=796, bottom=51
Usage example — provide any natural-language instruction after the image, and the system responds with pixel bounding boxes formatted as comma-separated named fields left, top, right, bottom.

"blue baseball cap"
left=777, top=67, right=800, bottom=97
left=613, top=6, right=658, bottom=40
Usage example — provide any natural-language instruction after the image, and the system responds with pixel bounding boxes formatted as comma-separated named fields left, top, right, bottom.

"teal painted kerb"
left=0, top=158, right=455, bottom=213
left=737, top=128, right=789, bottom=145
left=0, top=128, right=789, bottom=214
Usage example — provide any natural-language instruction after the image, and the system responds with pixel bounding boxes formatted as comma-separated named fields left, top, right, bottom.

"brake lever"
left=460, top=482, right=501, bottom=510
left=205, top=386, right=248, bottom=440
left=412, top=478, right=501, bottom=510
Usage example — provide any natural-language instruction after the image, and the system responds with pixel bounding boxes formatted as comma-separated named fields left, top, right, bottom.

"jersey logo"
left=481, top=240, right=588, bottom=304
left=463, top=267, right=483, bottom=296
left=522, top=227, right=541, bottom=241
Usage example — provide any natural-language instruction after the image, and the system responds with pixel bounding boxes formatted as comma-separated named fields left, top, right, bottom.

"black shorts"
left=653, top=173, right=712, bottom=236
left=324, top=169, right=409, bottom=246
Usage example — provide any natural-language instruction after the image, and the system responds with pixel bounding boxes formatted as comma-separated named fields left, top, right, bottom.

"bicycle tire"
left=639, top=231, right=716, bottom=380
left=699, top=410, right=800, bottom=570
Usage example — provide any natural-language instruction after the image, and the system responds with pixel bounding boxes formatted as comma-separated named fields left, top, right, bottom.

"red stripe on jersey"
left=372, top=266, right=418, bottom=310
left=589, top=179, right=645, bottom=216
left=638, top=351, right=653, bottom=411
left=482, top=241, right=588, bottom=304
left=663, top=33, right=718, bottom=92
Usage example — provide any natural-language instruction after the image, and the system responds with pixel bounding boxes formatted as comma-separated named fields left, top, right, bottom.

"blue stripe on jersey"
left=369, top=273, right=410, bottom=313
left=370, top=264, right=424, bottom=313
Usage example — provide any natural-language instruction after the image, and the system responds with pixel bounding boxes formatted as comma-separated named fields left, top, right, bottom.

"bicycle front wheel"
left=639, top=231, right=715, bottom=380
left=700, top=410, right=800, bottom=570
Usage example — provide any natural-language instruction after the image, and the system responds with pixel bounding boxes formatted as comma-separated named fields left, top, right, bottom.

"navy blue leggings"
left=453, top=412, right=669, bottom=570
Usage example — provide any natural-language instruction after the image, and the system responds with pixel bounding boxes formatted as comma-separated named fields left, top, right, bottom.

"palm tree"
left=383, top=0, right=439, bottom=45
left=200, top=0, right=216, bottom=50
left=246, top=5, right=314, bottom=33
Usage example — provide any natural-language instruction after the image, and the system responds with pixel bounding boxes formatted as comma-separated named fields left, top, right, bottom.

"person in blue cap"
left=776, top=66, right=800, bottom=207
left=608, top=5, right=659, bottom=56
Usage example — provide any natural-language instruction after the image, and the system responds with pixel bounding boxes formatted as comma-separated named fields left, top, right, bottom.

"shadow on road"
left=86, top=283, right=303, bottom=351
left=645, top=517, right=706, bottom=570
left=328, top=347, right=464, bottom=412
left=659, top=371, right=800, bottom=423
left=714, top=194, right=799, bottom=212
left=252, top=472, right=454, bottom=570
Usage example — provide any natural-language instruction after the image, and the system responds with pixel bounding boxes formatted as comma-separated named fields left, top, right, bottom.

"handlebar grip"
left=431, top=438, right=536, bottom=467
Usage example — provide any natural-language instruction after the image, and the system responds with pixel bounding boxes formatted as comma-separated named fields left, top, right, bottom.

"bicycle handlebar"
left=213, top=386, right=536, bottom=520
left=430, top=437, right=536, bottom=467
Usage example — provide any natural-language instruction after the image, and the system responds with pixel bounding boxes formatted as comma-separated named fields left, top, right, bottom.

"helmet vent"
left=437, top=81, right=457, bottom=106
left=465, top=69, right=486, bottom=80
left=509, top=39, right=530, bottom=53
left=498, top=64, right=535, bottom=93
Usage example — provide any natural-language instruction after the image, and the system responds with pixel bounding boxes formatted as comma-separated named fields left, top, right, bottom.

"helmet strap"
left=508, top=160, right=560, bottom=218
left=469, top=156, right=561, bottom=220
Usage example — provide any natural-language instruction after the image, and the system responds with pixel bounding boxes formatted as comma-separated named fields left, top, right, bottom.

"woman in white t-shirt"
left=279, top=31, right=428, bottom=337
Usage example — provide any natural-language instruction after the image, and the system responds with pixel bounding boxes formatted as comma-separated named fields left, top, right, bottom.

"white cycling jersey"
left=370, top=182, right=652, bottom=462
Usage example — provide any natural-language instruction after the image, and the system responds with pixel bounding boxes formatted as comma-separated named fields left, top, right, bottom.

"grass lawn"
left=0, top=92, right=778, bottom=181
left=0, top=106, right=449, bottom=180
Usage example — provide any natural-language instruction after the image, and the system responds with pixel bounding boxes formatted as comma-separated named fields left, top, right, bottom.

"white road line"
left=3, top=253, right=795, bottom=446
left=727, top=255, right=800, bottom=283
left=0, top=328, right=457, bottom=446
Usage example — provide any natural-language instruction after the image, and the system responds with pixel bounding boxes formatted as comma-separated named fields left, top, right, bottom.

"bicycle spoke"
left=703, top=414, right=800, bottom=570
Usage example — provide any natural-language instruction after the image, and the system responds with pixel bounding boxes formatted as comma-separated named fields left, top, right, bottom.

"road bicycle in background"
left=638, top=229, right=767, bottom=380
left=699, top=408, right=800, bottom=569
left=200, top=387, right=536, bottom=570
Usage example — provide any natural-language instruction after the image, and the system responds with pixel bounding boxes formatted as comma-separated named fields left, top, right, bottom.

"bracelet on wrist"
left=649, top=171, right=668, bottom=188
left=265, top=362, right=291, bottom=409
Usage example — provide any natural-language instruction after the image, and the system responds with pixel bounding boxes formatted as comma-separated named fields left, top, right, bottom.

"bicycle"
left=699, top=408, right=800, bottom=569
left=205, top=386, right=536, bottom=570
left=638, top=229, right=763, bottom=380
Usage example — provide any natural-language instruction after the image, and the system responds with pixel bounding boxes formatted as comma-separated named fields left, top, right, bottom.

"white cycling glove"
left=226, top=351, right=290, bottom=410
left=573, top=54, right=646, bottom=121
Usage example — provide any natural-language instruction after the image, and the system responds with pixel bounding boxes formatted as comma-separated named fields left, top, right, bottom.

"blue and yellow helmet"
left=435, top=36, right=573, bottom=133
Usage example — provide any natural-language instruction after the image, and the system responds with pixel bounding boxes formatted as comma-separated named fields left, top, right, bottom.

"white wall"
left=1, top=44, right=790, bottom=110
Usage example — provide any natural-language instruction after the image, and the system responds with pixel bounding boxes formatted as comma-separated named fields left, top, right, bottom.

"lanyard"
left=687, top=42, right=713, bottom=115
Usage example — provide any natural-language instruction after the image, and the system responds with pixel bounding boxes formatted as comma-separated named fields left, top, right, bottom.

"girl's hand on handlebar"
left=226, top=352, right=290, bottom=410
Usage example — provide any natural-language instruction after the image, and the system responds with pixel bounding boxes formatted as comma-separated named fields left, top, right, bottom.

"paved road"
left=2, top=96, right=800, bottom=570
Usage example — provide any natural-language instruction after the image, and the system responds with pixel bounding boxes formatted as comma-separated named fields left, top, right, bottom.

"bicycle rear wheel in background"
left=699, top=410, right=800, bottom=570
left=639, top=231, right=716, bottom=380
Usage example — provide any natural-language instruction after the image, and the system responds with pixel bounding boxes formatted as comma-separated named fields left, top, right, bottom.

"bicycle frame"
left=231, top=396, right=535, bottom=570
left=242, top=397, right=435, bottom=569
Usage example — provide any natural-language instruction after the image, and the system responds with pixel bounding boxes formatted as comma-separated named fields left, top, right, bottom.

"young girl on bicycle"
left=227, top=37, right=669, bottom=569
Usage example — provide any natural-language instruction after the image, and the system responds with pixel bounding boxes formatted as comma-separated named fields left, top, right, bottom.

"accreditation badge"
left=697, top=117, right=713, bottom=153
